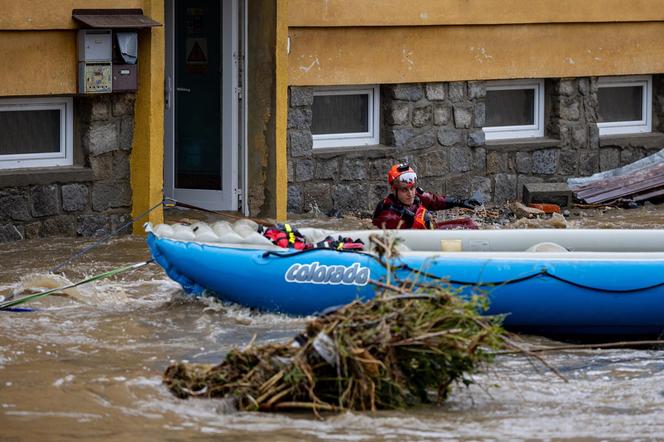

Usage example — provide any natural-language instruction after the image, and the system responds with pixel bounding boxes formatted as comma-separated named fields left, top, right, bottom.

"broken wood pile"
left=569, top=149, right=664, bottom=204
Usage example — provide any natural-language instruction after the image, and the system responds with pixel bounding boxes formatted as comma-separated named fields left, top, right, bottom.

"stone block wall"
left=287, top=75, right=664, bottom=215
left=0, top=94, right=135, bottom=242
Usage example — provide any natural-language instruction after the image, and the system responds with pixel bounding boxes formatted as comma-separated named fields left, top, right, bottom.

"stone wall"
left=0, top=93, right=135, bottom=242
left=287, top=75, right=664, bottom=215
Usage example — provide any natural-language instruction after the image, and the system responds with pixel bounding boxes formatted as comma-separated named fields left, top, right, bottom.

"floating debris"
left=163, top=235, right=506, bottom=413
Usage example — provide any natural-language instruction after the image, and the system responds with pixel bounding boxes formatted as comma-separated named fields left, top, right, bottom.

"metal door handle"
left=165, top=76, right=172, bottom=110
left=176, top=87, right=191, bottom=92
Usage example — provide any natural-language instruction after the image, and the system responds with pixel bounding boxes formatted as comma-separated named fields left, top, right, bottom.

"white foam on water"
left=5, top=410, right=101, bottom=420
left=12, top=273, right=95, bottom=305
left=53, top=374, right=75, bottom=387
left=125, top=376, right=162, bottom=388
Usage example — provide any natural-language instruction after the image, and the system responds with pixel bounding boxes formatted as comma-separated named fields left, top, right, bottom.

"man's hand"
left=445, top=196, right=482, bottom=209
left=461, top=198, right=482, bottom=209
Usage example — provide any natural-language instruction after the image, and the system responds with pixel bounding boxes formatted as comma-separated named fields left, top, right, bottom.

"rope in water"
left=9, top=196, right=258, bottom=311
left=0, top=260, right=154, bottom=311
left=49, top=199, right=168, bottom=274
left=49, top=197, right=265, bottom=274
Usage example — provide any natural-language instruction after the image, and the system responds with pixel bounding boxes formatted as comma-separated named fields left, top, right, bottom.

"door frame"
left=164, top=0, right=240, bottom=211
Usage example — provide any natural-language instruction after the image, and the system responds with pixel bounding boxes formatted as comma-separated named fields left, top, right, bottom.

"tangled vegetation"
left=163, top=234, right=508, bottom=413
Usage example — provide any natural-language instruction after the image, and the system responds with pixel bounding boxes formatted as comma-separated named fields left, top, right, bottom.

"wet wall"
left=247, top=0, right=286, bottom=218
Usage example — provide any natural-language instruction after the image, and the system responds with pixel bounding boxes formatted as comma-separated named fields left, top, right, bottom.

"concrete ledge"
left=0, top=166, right=94, bottom=189
left=485, top=137, right=561, bottom=152
left=599, top=132, right=664, bottom=149
left=312, top=144, right=396, bottom=158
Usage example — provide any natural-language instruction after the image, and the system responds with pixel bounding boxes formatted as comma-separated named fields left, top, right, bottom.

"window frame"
left=483, top=79, right=545, bottom=141
left=596, top=75, right=652, bottom=136
left=0, top=96, right=74, bottom=170
left=311, top=85, right=380, bottom=149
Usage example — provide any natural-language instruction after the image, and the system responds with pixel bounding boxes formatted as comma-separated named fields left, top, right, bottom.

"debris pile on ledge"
left=163, top=236, right=506, bottom=413
left=568, top=148, right=664, bottom=205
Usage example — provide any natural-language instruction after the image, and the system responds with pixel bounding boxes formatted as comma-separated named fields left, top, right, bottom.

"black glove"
left=445, top=196, right=481, bottom=209
left=401, top=208, right=415, bottom=224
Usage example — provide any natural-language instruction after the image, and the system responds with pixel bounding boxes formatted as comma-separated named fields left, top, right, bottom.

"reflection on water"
left=2, top=206, right=664, bottom=440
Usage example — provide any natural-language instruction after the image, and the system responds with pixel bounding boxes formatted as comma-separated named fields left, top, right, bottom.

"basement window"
left=311, top=85, right=380, bottom=148
left=0, top=97, right=74, bottom=170
left=597, top=75, right=652, bottom=136
left=483, top=79, right=545, bottom=140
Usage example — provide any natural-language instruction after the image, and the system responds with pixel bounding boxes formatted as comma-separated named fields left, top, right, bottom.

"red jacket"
left=372, top=191, right=479, bottom=230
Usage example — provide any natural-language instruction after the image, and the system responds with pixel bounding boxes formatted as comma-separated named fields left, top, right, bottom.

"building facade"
left=286, top=1, right=664, bottom=215
left=0, top=0, right=287, bottom=242
left=2, top=1, right=664, bottom=242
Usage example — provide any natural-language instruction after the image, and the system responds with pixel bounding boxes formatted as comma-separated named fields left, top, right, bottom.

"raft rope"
left=49, top=199, right=167, bottom=274
left=163, top=199, right=273, bottom=226
left=44, top=195, right=262, bottom=289
left=395, top=263, right=664, bottom=294
left=261, top=248, right=664, bottom=295
left=0, top=260, right=154, bottom=311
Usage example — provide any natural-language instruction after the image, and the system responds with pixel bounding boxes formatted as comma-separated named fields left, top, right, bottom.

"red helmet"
left=388, top=163, right=417, bottom=189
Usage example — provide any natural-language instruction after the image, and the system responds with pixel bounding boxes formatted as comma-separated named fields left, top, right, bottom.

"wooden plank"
left=575, top=163, right=664, bottom=201
left=633, top=186, right=664, bottom=202
left=585, top=175, right=664, bottom=203
left=570, top=162, right=664, bottom=196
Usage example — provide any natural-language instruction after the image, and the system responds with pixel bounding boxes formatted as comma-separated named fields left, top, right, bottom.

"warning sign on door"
left=186, top=38, right=208, bottom=74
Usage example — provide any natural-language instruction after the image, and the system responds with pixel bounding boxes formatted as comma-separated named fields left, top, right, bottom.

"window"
left=311, top=85, right=380, bottom=148
left=483, top=79, right=544, bottom=140
left=597, top=75, right=652, bottom=136
left=0, top=97, right=74, bottom=169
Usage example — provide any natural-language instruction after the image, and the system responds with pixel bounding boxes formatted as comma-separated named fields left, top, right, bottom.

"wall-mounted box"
left=112, top=64, right=138, bottom=91
left=78, top=63, right=112, bottom=94
left=78, top=29, right=112, bottom=62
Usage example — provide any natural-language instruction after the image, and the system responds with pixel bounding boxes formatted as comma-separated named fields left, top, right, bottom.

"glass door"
left=165, top=0, right=238, bottom=210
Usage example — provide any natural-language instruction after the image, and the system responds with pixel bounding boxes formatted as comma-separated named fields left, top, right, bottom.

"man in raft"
left=372, top=163, right=480, bottom=229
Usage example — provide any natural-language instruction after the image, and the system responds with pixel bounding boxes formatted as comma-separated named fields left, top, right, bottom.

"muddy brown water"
left=2, top=205, right=664, bottom=440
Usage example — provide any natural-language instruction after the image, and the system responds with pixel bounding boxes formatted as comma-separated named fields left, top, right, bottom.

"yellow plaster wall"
left=0, top=0, right=152, bottom=96
left=130, top=1, right=164, bottom=232
left=288, top=0, right=664, bottom=27
left=0, top=31, right=76, bottom=95
left=0, top=0, right=144, bottom=30
left=289, top=22, right=664, bottom=86
left=0, top=0, right=164, bottom=232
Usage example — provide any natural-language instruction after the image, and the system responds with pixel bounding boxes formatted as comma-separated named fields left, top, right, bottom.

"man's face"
left=395, top=185, right=416, bottom=205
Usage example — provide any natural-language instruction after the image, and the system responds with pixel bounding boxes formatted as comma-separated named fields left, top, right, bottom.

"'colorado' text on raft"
left=285, top=262, right=370, bottom=286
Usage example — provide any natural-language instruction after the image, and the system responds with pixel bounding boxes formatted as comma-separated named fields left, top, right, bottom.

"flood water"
left=2, top=205, right=664, bottom=440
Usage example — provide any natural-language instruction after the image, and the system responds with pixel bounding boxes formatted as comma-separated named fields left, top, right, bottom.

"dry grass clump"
left=163, top=276, right=505, bottom=413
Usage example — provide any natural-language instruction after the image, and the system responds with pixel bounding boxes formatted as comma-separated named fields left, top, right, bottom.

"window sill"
left=599, top=132, right=664, bottom=149
left=312, top=144, right=396, bottom=158
left=0, top=166, right=94, bottom=189
left=484, top=137, right=561, bottom=152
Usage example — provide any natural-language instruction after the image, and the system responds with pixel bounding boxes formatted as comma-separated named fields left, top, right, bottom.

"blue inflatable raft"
left=146, top=221, right=664, bottom=336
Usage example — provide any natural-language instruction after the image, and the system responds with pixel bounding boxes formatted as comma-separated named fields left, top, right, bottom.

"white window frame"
left=311, top=85, right=380, bottom=149
left=0, top=96, right=74, bottom=170
left=483, top=79, right=545, bottom=141
left=597, top=75, right=652, bottom=136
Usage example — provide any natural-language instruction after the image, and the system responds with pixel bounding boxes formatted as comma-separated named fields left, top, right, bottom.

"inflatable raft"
left=146, top=221, right=664, bottom=336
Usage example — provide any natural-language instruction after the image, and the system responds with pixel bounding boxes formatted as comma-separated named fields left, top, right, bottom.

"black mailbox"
left=112, top=64, right=138, bottom=91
